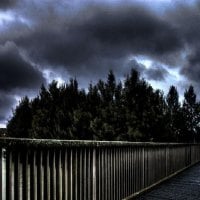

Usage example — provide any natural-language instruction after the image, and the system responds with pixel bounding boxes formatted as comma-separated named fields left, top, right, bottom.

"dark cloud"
left=181, top=49, right=200, bottom=83
left=7, top=4, right=182, bottom=75
left=127, top=60, right=169, bottom=81
left=165, top=3, right=200, bottom=84
left=145, top=66, right=169, bottom=81
left=0, top=0, right=17, bottom=9
left=0, top=41, right=45, bottom=124
left=0, top=41, right=45, bottom=92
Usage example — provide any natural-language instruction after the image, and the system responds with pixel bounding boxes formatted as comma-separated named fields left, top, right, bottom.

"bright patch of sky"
left=0, top=123, right=6, bottom=128
left=0, top=11, right=14, bottom=25
left=0, top=11, right=31, bottom=29
left=135, top=55, right=152, bottom=69
left=135, top=56, right=186, bottom=101
left=43, top=69, right=65, bottom=86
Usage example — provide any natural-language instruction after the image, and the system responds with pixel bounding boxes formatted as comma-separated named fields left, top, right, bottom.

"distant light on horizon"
left=0, top=123, right=6, bottom=128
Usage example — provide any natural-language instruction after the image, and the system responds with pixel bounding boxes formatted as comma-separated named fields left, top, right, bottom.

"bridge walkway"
left=136, top=163, right=200, bottom=200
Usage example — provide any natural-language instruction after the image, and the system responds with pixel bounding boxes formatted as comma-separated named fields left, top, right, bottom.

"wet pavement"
left=136, top=163, right=200, bottom=200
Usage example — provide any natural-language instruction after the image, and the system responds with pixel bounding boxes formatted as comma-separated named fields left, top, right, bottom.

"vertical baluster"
left=58, top=150, right=62, bottom=200
left=98, top=148, right=101, bottom=200
left=110, top=149, right=113, bottom=200
left=110, top=148, right=112, bottom=200
left=124, top=147, right=126, bottom=197
left=138, top=147, right=141, bottom=191
left=6, top=150, right=14, bottom=200
left=142, top=147, right=145, bottom=189
left=88, top=149, right=91, bottom=200
left=33, top=151, right=37, bottom=200
left=113, top=148, right=116, bottom=200
left=99, top=148, right=105, bottom=200
left=83, top=148, right=87, bottom=200
left=145, top=147, right=147, bottom=189
left=26, top=151, right=30, bottom=200
left=105, top=148, right=108, bottom=200
left=39, top=151, right=44, bottom=200
left=120, top=148, right=123, bottom=199
left=92, top=148, right=96, bottom=200
left=107, top=148, right=110, bottom=200
left=64, top=149, right=68, bottom=200
left=123, top=147, right=126, bottom=198
left=128, top=147, right=131, bottom=196
left=0, top=148, right=3, bottom=200
left=119, top=148, right=122, bottom=199
left=18, top=151, right=22, bottom=200
left=137, top=147, right=140, bottom=192
left=104, top=148, right=107, bottom=200
left=135, top=147, right=137, bottom=193
left=79, top=149, right=82, bottom=200
left=133, top=147, right=136, bottom=193
left=75, top=149, right=78, bottom=200
left=119, top=147, right=122, bottom=199
left=46, top=151, right=50, bottom=200
left=11, top=151, right=14, bottom=200
left=2, top=149, right=6, bottom=200
left=130, top=147, right=132, bottom=195
left=127, top=147, right=129, bottom=196
left=128, top=147, right=130, bottom=195
left=70, top=149, right=73, bottom=200
left=52, top=150, right=56, bottom=200
left=116, top=148, right=119, bottom=200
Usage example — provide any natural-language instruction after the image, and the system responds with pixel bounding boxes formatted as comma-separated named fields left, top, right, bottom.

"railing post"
left=7, top=150, right=14, bottom=200
left=165, top=146, right=168, bottom=176
left=52, top=150, right=56, bottom=200
left=64, top=149, right=68, bottom=200
left=58, top=150, right=62, bottom=200
left=33, top=151, right=37, bottom=200
left=39, top=151, right=44, bottom=200
left=0, top=148, right=2, bottom=200
left=92, top=148, right=97, bottom=200
left=142, top=147, right=145, bottom=189
left=25, top=151, right=30, bottom=200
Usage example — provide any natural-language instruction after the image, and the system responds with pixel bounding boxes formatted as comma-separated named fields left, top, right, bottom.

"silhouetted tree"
left=7, top=96, right=32, bottom=138
left=181, top=86, right=199, bottom=142
left=166, top=86, right=181, bottom=141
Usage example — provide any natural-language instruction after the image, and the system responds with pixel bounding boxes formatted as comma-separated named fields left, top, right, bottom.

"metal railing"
left=0, top=138, right=200, bottom=200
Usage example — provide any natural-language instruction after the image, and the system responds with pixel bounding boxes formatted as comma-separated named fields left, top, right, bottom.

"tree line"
left=7, top=69, right=200, bottom=142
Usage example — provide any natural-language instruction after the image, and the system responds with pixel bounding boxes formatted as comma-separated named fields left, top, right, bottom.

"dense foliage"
left=7, top=69, right=200, bottom=142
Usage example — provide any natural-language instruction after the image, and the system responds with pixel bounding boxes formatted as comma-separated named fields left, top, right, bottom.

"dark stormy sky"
left=0, top=0, right=200, bottom=127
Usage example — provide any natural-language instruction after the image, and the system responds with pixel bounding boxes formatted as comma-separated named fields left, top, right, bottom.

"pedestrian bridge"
left=0, top=138, right=200, bottom=200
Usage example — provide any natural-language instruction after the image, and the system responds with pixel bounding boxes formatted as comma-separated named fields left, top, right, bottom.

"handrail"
left=0, top=137, right=198, bottom=147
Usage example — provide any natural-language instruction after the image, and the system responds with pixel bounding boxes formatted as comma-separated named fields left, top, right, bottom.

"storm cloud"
left=0, top=41, right=45, bottom=124
left=0, top=42, right=45, bottom=92
left=159, top=2, right=200, bottom=83
left=145, top=66, right=169, bottom=81
left=13, top=4, right=183, bottom=72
